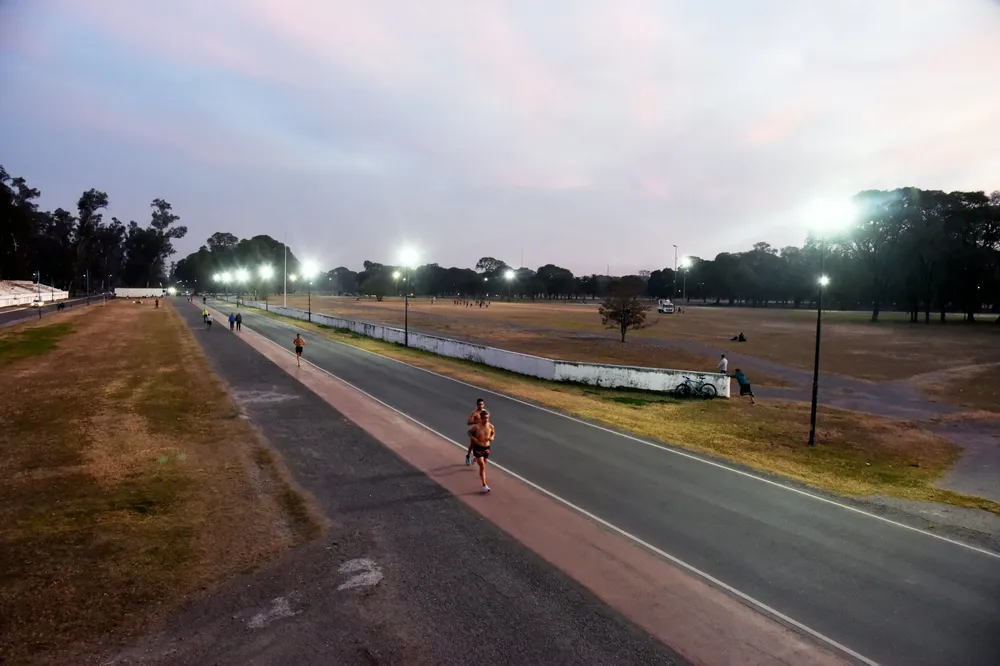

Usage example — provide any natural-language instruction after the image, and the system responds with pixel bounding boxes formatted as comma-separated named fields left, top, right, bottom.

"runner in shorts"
left=205, top=312, right=213, bottom=329
left=729, top=368, right=756, bottom=404
left=465, top=398, right=486, bottom=465
left=467, top=410, right=495, bottom=493
left=293, top=333, right=305, bottom=367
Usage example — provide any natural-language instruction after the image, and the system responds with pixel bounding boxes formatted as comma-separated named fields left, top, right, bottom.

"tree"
left=599, top=280, right=652, bottom=342
left=359, top=269, right=391, bottom=301
left=475, top=257, right=507, bottom=273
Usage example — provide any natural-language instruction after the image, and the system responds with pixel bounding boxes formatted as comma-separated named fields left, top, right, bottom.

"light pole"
left=283, top=232, right=288, bottom=308
left=504, top=269, right=515, bottom=301
left=259, top=265, right=274, bottom=311
left=672, top=244, right=678, bottom=300
left=300, top=261, right=318, bottom=322
left=678, top=256, right=691, bottom=303
left=289, top=273, right=298, bottom=310
left=808, top=272, right=831, bottom=447
left=399, top=248, right=419, bottom=347
left=803, top=198, right=856, bottom=446
left=235, top=268, right=250, bottom=306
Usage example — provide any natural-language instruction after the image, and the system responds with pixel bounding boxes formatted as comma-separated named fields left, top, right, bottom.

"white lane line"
left=241, top=307, right=1000, bottom=561
left=244, top=325, right=879, bottom=666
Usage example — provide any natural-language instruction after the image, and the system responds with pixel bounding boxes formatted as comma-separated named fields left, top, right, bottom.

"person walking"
left=202, top=308, right=209, bottom=324
left=467, top=410, right=495, bottom=493
left=235, top=312, right=242, bottom=331
left=205, top=312, right=213, bottom=329
left=718, top=354, right=728, bottom=374
left=293, top=333, right=305, bottom=367
left=465, top=398, right=486, bottom=465
left=228, top=312, right=236, bottom=331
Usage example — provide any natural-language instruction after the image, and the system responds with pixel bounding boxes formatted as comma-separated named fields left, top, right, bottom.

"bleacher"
left=0, top=280, right=70, bottom=308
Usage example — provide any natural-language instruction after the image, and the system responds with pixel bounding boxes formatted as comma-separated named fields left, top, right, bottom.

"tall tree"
left=599, top=280, right=652, bottom=342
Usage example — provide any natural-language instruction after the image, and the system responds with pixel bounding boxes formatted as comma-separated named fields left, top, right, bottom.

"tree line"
left=6, top=162, right=995, bottom=324
left=1, top=165, right=188, bottom=292
left=173, top=187, right=999, bottom=324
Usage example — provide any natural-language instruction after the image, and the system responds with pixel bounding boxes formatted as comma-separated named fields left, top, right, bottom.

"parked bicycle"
left=674, top=376, right=718, bottom=399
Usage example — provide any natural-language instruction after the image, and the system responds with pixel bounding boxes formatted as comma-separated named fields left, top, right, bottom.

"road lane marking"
left=227, top=304, right=1000, bottom=561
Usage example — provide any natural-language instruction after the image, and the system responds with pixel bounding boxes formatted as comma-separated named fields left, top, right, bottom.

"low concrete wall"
left=228, top=297, right=730, bottom=397
left=553, top=360, right=730, bottom=395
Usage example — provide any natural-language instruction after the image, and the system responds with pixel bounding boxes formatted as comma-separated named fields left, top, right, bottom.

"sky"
left=1, top=0, right=999, bottom=275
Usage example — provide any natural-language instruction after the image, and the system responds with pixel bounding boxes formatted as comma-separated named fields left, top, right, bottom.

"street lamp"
left=300, top=261, right=318, bottom=322
left=805, top=199, right=856, bottom=446
left=259, top=265, right=274, bottom=311
left=393, top=270, right=401, bottom=297
left=504, top=268, right=515, bottom=301
left=672, top=244, right=679, bottom=299
left=398, top=248, right=419, bottom=346
left=678, top=257, right=692, bottom=303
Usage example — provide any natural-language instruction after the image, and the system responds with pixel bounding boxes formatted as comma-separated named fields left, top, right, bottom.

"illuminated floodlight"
left=289, top=273, right=298, bottom=283
left=398, top=247, right=419, bottom=269
left=259, top=265, right=274, bottom=280
left=392, top=270, right=401, bottom=280
left=504, top=269, right=516, bottom=281
left=803, top=199, right=858, bottom=235
left=167, top=286, right=178, bottom=295
left=219, top=271, right=232, bottom=283
left=818, top=275, right=831, bottom=287
left=484, top=277, right=488, bottom=282
left=235, top=268, right=250, bottom=283
left=679, top=256, right=693, bottom=269
left=213, top=273, right=222, bottom=282
left=299, top=260, right=319, bottom=280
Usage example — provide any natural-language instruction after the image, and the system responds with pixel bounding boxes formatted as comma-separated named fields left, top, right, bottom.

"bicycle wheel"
left=675, top=383, right=692, bottom=398
left=698, top=383, right=718, bottom=398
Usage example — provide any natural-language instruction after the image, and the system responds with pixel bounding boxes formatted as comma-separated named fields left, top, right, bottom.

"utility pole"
left=672, top=245, right=678, bottom=299
left=283, top=232, right=288, bottom=308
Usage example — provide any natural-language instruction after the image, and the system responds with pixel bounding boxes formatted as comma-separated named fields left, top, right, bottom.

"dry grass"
left=0, top=301, right=322, bottom=665
left=287, top=296, right=1000, bottom=391
left=918, top=362, right=1000, bottom=414
left=252, top=307, right=1000, bottom=514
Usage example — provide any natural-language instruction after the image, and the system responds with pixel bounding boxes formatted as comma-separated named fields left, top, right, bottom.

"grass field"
left=0, top=302, right=321, bottom=665
left=282, top=296, right=1000, bottom=398
left=245, top=305, right=1000, bottom=515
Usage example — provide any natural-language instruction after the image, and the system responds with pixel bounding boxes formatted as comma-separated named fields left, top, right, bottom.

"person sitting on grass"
left=729, top=368, right=755, bottom=404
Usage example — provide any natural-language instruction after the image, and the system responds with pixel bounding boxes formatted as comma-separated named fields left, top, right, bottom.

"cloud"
left=2, top=0, right=999, bottom=272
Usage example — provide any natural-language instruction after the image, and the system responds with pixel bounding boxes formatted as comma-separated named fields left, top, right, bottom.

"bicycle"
left=674, top=376, right=718, bottom=399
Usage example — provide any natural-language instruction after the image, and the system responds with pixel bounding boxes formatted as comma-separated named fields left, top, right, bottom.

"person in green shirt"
left=729, top=368, right=756, bottom=404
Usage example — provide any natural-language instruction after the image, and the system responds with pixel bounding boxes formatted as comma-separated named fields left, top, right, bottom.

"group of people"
left=228, top=312, right=243, bottom=331
left=465, top=398, right=495, bottom=493
left=717, top=354, right=755, bottom=404
left=454, top=299, right=490, bottom=308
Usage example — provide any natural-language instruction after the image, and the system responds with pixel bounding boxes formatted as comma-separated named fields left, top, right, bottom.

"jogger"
left=465, top=398, right=486, bottom=465
left=293, top=334, right=305, bottom=367
left=467, top=410, right=495, bottom=493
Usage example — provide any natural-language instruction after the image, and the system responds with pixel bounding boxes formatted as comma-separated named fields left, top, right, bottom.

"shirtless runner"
left=465, top=398, right=486, bottom=465
left=293, top=333, right=305, bottom=367
left=467, top=410, right=495, bottom=493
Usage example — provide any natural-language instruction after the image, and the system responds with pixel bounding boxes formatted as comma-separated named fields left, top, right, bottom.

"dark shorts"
left=472, top=445, right=490, bottom=460
left=739, top=384, right=753, bottom=396
left=295, top=346, right=304, bottom=354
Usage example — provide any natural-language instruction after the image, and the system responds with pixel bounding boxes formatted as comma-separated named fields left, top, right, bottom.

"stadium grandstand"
left=0, top=280, right=70, bottom=308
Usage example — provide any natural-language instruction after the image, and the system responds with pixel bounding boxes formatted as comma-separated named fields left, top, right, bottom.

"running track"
left=224, top=302, right=1000, bottom=666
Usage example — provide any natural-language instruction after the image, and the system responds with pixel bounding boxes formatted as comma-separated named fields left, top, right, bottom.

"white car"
left=656, top=299, right=675, bottom=314
left=29, top=298, right=44, bottom=308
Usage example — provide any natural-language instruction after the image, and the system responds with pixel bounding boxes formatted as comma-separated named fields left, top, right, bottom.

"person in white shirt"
left=718, top=354, right=728, bottom=374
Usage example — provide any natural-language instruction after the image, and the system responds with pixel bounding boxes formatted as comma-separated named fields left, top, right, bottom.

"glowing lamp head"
left=392, top=270, right=401, bottom=280
left=398, top=247, right=419, bottom=269
left=299, top=261, right=319, bottom=280
left=504, top=269, right=516, bottom=281
left=679, top=256, right=692, bottom=269
left=819, top=275, right=831, bottom=287
left=289, top=274, right=298, bottom=283
left=259, top=265, right=274, bottom=280
left=235, top=268, right=250, bottom=283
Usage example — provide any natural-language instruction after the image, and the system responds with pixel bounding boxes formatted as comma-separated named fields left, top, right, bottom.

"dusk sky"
left=2, top=1, right=999, bottom=275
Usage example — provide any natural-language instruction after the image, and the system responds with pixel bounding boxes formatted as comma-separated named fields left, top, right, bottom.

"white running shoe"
left=481, top=485, right=491, bottom=493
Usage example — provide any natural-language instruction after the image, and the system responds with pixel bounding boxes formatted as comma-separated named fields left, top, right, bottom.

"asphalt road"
left=221, top=301, right=1000, bottom=666
left=114, top=300, right=687, bottom=666
left=0, top=295, right=96, bottom=328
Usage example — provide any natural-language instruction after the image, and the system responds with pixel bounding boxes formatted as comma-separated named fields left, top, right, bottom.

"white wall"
left=226, top=297, right=730, bottom=397
left=116, top=288, right=166, bottom=298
